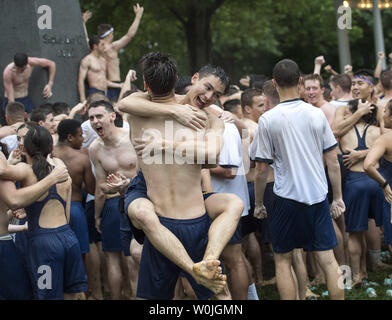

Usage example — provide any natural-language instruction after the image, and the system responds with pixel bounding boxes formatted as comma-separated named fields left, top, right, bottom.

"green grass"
left=257, top=252, right=392, bottom=300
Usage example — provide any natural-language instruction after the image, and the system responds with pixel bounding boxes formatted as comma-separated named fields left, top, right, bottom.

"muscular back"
left=128, top=113, right=207, bottom=219
left=52, top=145, right=94, bottom=202
left=340, top=123, right=381, bottom=172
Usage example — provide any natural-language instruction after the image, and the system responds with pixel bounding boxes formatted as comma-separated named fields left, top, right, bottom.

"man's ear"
left=191, top=73, right=199, bottom=85
left=67, top=133, right=73, bottom=143
left=244, top=105, right=252, bottom=114
left=272, top=79, right=278, bottom=89
left=38, top=120, right=44, bottom=127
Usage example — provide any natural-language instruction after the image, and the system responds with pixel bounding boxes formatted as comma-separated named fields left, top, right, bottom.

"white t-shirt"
left=210, top=123, right=250, bottom=217
left=250, top=99, right=337, bottom=205
left=0, top=135, right=17, bottom=154
left=330, top=100, right=350, bottom=109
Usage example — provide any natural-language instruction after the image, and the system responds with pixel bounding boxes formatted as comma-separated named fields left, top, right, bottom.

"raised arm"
left=111, top=3, right=144, bottom=51
left=314, top=56, right=325, bottom=75
left=78, top=57, right=89, bottom=103
left=374, top=52, right=385, bottom=79
left=29, top=57, right=56, bottom=98
left=82, top=10, right=92, bottom=44
left=3, top=67, right=14, bottom=102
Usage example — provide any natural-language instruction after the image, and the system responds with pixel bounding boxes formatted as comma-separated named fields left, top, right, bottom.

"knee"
left=128, top=201, right=156, bottom=232
left=228, top=195, right=244, bottom=220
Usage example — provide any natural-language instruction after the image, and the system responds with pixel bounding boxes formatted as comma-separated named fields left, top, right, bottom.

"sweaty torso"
left=94, top=128, right=137, bottom=198
left=52, top=145, right=86, bottom=202
left=5, top=63, right=33, bottom=98
left=128, top=112, right=207, bottom=219
left=87, top=54, right=108, bottom=91
left=340, top=123, right=381, bottom=172
left=102, top=44, right=120, bottom=82
left=0, top=185, right=12, bottom=236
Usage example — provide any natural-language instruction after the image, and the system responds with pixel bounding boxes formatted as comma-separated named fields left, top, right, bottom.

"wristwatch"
left=380, top=181, right=389, bottom=189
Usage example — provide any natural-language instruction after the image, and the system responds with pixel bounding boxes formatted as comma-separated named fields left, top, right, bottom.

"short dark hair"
left=330, top=74, right=352, bottom=93
left=52, top=102, right=70, bottom=116
left=57, top=119, right=82, bottom=142
left=122, top=89, right=138, bottom=99
left=14, top=53, right=28, bottom=67
left=175, top=75, right=192, bottom=95
left=381, top=70, right=392, bottom=91
left=38, top=103, right=54, bottom=113
left=30, top=108, right=53, bottom=123
left=198, top=65, right=230, bottom=95
left=139, top=52, right=178, bottom=95
left=88, top=100, right=115, bottom=113
left=273, top=59, right=300, bottom=89
left=87, top=93, right=109, bottom=107
left=250, top=74, right=268, bottom=89
left=97, top=24, right=113, bottom=38
left=223, top=99, right=241, bottom=114
left=5, top=102, right=25, bottom=121
left=387, top=99, right=392, bottom=116
left=353, top=69, right=375, bottom=85
left=263, top=80, right=280, bottom=106
left=303, top=74, right=324, bottom=87
left=89, top=35, right=101, bottom=50
left=241, top=88, right=263, bottom=109
left=348, top=99, right=378, bottom=125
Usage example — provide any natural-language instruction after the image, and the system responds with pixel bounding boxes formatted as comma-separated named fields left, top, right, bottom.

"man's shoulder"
left=89, top=137, right=103, bottom=153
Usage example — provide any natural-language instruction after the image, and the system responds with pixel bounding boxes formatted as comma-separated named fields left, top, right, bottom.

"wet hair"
left=263, top=80, right=280, bottom=106
left=273, top=59, right=300, bottom=89
left=38, top=103, right=54, bottom=114
left=87, top=93, right=109, bottom=107
left=330, top=74, right=352, bottom=93
left=30, top=108, right=53, bottom=123
left=97, top=24, right=113, bottom=38
left=17, top=121, right=38, bottom=133
left=348, top=99, right=378, bottom=125
left=52, top=102, right=70, bottom=116
left=250, top=74, right=268, bottom=89
left=88, top=100, right=115, bottom=113
left=24, top=126, right=53, bottom=181
left=0, top=142, right=8, bottom=159
left=175, top=75, right=192, bottom=95
left=353, top=70, right=375, bottom=85
left=303, top=74, right=324, bottom=88
left=57, top=119, right=81, bottom=142
left=122, top=89, right=138, bottom=99
left=381, top=70, right=392, bottom=91
left=198, top=65, right=230, bottom=95
left=5, top=102, right=25, bottom=122
left=14, top=53, right=28, bottom=67
left=139, top=52, right=178, bottom=95
left=223, top=99, right=241, bottom=114
left=89, top=35, right=101, bottom=50
left=241, top=88, right=263, bottom=110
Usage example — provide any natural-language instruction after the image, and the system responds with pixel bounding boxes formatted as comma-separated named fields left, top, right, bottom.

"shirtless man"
left=118, top=53, right=244, bottom=299
left=88, top=100, right=138, bottom=300
left=3, top=53, right=56, bottom=113
left=330, top=74, right=353, bottom=109
left=304, top=74, right=336, bottom=126
left=97, top=3, right=144, bottom=102
left=0, top=150, right=69, bottom=299
left=52, top=119, right=95, bottom=259
left=78, top=36, right=114, bottom=103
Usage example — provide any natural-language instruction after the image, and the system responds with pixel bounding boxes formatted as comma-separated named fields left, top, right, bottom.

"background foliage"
left=80, top=0, right=392, bottom=87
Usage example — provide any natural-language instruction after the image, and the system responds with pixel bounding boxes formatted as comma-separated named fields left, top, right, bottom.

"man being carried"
left=3, top=53, right=56, bottom=113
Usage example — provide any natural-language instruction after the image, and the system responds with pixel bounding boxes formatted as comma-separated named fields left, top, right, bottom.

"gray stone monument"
left=0, top=0, right=89, bottom=109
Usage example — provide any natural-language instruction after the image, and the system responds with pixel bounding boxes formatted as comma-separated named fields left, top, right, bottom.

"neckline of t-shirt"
left=280, top=98, right=301, bottom=104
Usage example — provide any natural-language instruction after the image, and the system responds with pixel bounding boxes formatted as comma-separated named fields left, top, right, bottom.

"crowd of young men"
left=1, top=4, right=392, bottom=300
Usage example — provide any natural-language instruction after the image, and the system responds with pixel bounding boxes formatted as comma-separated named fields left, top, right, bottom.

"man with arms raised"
left=3, top=53, right=56, bottom=113
left=253, top=59, right=345, bottom=300
left=97, top=3, right=144, bottom=102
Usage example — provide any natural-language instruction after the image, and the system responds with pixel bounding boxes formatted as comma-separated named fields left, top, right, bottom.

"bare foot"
left=257, top=277, right=276, bottom=287
left=193, top=260, right=222, bottom=280
left=305, top=287, right=320, bottom=299
left=195, top=275, right=227, bottom=294
left=371, top=262, right=392, bottom=272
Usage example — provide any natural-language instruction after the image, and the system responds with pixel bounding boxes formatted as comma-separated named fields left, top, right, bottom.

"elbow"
left=363, top=161, right=373, bottom=173
left=7, top=197, right=20, bottom=211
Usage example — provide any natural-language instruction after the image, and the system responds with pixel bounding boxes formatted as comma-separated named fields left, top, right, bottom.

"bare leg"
left=274, top=251, right=296, bottom=300
left=85, top=242, right=103, bottom=300
left=129, top=199, right=225, bottom=294
left=366, top=219, right=392, bottom=271
left=292, top=249, right=308, bottom=300
left=221, top=243, right=251, bottom=300
left=104, top=251, right=123, bottom=300
left=335, top=214, right=349, bottom=265
left=243, top=233, right=264, bottom=288
left=314, top=250, right=344, bottom=300
left=121, top=255, right=134, bottom=299
left=128, top=239, right=142, bottom=299
left=348, top=231, right=363, bottom=286
left=332, top=218, right=345, bottom=266
left=310, top=252, right=326, bottom=286
left=64, top=292, right=86, bottom=300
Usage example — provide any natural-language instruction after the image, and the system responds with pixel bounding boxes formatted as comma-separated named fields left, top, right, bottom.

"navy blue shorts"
left=270, top=195, right=337, bottom=254
left=101, top=197, right=122, bottom=252
left=26, top=225, right=88, bottom=299
left=2, top=96, right=35, bottom=113
left=87, top=88, right=106, bottom=97
left=70, top=201, right=90, bottom=254
left=0, top=238, right=33, bottom=300
left=124, top=171, right=149, bottom=245
left=107, top=86, right=121, bottom=102
left=343, top=171, right=385, bottom=232
left=85, top=200, right=101, bottom=243
left=119, top=199, right=133, bottom=257
left=14, top=217, right=29, bottom=265
left=137, top=213, right=214, bottom=300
